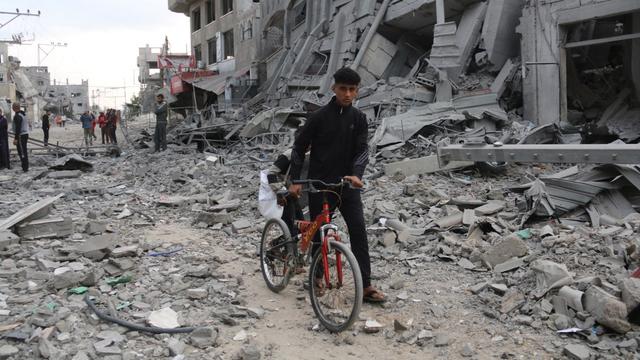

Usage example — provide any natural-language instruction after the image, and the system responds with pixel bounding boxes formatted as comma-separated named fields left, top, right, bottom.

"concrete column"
left=305, top=0, right=314, bottom=35
left=319, top=13, right=346, bottom=94
left=436, top=0, right=445, bottom=24
left=350, top=0, right=392, bottom=70
left=632, top=12, right=640, bottom=102
left=283, top=8, right=291, bottom=48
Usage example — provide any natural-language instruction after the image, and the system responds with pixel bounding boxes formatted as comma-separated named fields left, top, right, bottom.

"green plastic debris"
left=106, top=275, right=132, bottom=286
left=46, top=302, right=57, bottom=311
left=68, top=287, right=89, bottom=295
left=116, top=302, right=132, bottom=310
left=516, top=229, right=532, bottom=239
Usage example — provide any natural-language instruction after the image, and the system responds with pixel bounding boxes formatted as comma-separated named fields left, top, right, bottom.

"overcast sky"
left=2, top=0, right=191, bottom=109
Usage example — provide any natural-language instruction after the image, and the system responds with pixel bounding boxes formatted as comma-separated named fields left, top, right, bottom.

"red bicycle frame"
left=295, top=194, right=343, bottom=287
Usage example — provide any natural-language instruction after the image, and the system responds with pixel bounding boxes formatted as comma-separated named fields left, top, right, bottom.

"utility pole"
left=0, top=8, right=41, bottom=29
left=38, top=42, right=68, bottom=66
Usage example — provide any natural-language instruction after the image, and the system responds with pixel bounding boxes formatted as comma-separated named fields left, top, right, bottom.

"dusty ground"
left=0, top=119, right=629, bottom=360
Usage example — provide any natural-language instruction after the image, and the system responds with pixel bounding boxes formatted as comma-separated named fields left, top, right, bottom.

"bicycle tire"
left=308, top=240, right=363, bottom=332
left=260, top=218, right=295, bottom=293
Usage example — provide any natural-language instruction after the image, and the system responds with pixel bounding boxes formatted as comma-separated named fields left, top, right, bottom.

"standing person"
left=41, top=110, right=51, bottom=146
left=90, top=111, right=97, bottom=141
left=107, top=110, right=118, bottom=145
left=288, top=68, right=386, bottom=303
left=80, top=110, right=93, bottom=146
left=0, top=108, right=9, bottom=170
left=98, top=112, right=108, bottom=144
left=12, top=103, right=29, bottom=172
left=153, top=94, right=168, bottom=152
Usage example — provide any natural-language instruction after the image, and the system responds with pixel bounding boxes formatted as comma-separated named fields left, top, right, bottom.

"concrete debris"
left=147, top=307, right=180, bottom=329
left=0, top=0, right=638, bottom=358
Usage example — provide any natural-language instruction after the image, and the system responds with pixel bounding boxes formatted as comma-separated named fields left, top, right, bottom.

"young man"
left=41, top=110, right=51, bottom=146
left=80, top=111, right=93, bottom=146
left=154, top=94, right=168, bottom=152
left=288, top=67, right=385, bottom=303
left=12, top=103, right=29, bottom=172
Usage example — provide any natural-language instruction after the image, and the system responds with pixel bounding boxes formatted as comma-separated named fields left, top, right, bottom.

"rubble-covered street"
left=2, top=0, right=640, bottom=359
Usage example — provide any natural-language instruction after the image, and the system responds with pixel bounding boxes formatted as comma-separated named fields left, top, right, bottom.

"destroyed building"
left=157, top=0, right=640, bottom=146
left=168, top=0, right=260, bottom=110
left=21, top=68, right=91, bottom=120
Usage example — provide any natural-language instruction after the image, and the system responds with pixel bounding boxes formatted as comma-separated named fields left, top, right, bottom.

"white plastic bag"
left=258, top=170, right=284, bottom=219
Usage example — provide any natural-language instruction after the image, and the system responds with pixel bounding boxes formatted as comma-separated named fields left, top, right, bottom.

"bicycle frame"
left=295, top=192, right=344, bottom=288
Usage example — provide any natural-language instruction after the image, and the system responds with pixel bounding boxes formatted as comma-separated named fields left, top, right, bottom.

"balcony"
left=168, top=0, right=195, bottom=15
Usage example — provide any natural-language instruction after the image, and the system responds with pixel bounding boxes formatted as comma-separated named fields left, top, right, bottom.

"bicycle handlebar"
left=291, top=179, right=350, bottom=188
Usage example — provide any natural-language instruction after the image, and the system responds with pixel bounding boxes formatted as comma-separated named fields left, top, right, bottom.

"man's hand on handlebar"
left=343, top=176, right=364, bottom=189
left=288, top=184, right=303, bottom=199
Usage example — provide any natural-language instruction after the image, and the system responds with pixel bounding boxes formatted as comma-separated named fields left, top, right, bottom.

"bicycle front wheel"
left=260, top=218, right=294, bottom=293
left=309, top=240, right=363, bottom=332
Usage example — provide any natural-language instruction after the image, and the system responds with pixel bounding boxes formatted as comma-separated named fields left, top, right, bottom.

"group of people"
left=0, top=103, right=31, bottom=172
left=80, top=109, right=119, bottom=147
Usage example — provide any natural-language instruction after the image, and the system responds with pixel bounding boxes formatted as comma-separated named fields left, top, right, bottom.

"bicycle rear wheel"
left=260, top=218, right=295, bottom=293
left=309, top=240, right=363, bottom=332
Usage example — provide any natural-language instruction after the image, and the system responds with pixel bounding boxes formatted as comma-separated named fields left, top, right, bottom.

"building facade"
left=169, top=0, right=260, bottom=107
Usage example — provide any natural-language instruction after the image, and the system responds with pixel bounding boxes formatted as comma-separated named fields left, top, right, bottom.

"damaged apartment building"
left=162, top=0, right=640, bottom=147
left=0, top=44, right=90, bottom=122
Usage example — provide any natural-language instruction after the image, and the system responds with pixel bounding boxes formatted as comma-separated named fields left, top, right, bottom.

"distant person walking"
left=42, top=110, right=51, bottom=146
left=12, top=103, right=29, bottom=172
left=80, top=110, right=93, bottom=146
left=154, top=94, right=168, bottom=152
left=0, top=108, right=9, bottom=170
left=98, top=112, right=108, bottom=144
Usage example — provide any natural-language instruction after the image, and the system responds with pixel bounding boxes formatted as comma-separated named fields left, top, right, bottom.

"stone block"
left=621, top=278, right=640, bottom=312
left=584, top=285, right=631, bottom=333
left=482, top=234, right=528, bottom=267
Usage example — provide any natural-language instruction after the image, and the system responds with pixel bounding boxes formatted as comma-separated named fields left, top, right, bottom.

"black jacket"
left=290, top=97, right=368, bottom=183
left=42, top=114, right=50, bottom=128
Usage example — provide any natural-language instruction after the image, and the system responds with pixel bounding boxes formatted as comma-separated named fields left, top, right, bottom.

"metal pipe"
left=350, top=0, right=392, bottom=70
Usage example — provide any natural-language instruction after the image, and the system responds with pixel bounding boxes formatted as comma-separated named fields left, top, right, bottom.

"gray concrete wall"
left=189, top=0, right=259, bottom=73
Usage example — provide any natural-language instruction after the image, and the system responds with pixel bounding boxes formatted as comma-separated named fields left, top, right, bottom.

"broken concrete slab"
left=482, top=234, right=528, bottom=267
left=621, top=278, right=640, bottom=312
left=384, top=155, right=472, bottom=176
left=584, top=285, right=631, bottom=334
left=493, top=257, right=524, bottom=273
left=232, top=219, right=252, bottom=233
left=563, top=344, right=590, bottom=360
left=50, top=154, right=94, bottom=172
left=15, top=217, right=74, bottom=240
left=147, top=307, right=180, bottom=329
left=48, top=170, right=82, bottom=179
left=75, top=234, right=116, bottom=261
left=0, top=230, right=20, bottom=250
left=0, top=194, right=64, bottom=231
left=435, top=213, right=463, bottom=229
left=481, top=0, right=522, bottom=71
left=84, top=221, right=107, bottom=235
left=531, top=260, right=573, bottom=298
left=474, top=201, right=506, bottom=216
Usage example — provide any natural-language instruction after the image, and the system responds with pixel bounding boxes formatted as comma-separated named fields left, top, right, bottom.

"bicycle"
left=259, top=179, right=363, bottom=332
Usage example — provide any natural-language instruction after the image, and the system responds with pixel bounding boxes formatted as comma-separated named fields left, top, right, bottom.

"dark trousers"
left=309, top=188, right=371, bottom=288
left=281, top=195, right=303, bottom=237
left=101, top=128, right=109, bottom=144
left=110, top=127, right=117, bottom=144
left=42, top=126, right=49, bottom=145
left=16, top=134, right=28, bottom=172
left=154, top=122, right=167, bottom=151
left=0, top=141, right=9, bottom=169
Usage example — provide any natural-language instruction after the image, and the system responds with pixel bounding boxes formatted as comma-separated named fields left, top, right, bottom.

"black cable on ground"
left=84, top=294, right=196, bottom=334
